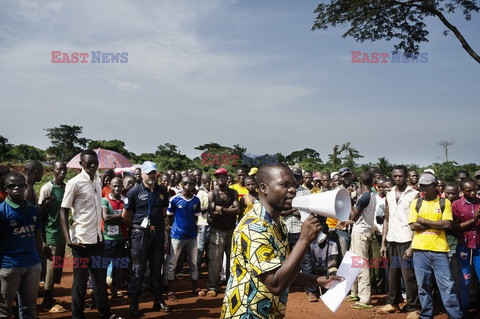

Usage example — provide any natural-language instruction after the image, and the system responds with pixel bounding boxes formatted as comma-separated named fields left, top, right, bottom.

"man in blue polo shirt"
left=166, top=175, right=203, bottom=298
left=122, top=161, right=170, bottom=317
left=0, top=171, right=43, bottom=318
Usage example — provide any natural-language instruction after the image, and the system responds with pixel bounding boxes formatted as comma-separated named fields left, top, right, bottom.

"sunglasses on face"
left=6, top=183, right=26, bottom=189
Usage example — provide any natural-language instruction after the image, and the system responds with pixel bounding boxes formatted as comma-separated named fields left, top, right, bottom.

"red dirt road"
left=37, top=270, right=450, bottom=319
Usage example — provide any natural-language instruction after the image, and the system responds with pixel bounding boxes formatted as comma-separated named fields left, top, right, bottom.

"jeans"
left=71, top=242, right=111, bottom=319
left=128, top=228, right=165, bottom=298
left=350, top=231, right=372, bottom=304
left=336, top=229, right=351, bottom=261
left=167, top=238, right=198, bottom=281
left=104, top=239, right=128, bottom=293
left=386, top=241, right=420, bottom=311
left=456, top=245, right=480, bottom=315
left=207, top=228, right=233, bottom=291
left=197, top=225, right=210, bottom=270
left=0, top=263, right=41, bottom=319
left=413, top=251, right=462, bottom=319
left=287, top=232, right=317, bottom=294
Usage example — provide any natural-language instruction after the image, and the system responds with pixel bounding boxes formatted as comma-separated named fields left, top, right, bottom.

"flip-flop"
left=194, top=288, right=206, bottom=297
left=351, top=302, right=373, bottom=309
left=346, top=295, right=360, bottom=302
left=49, top=304, right=68, bottom=313
left=167, top=291, right=177, bottom=301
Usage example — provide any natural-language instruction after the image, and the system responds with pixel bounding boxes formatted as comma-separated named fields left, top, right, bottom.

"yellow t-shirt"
left=230, top=183, right=248, bottom=201
left=408, top=197, right=452, bottom=252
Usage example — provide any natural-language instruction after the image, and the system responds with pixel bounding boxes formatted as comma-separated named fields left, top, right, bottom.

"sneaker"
left=377, top=304, right=400, bottom=314
left=206, top=290, right=217, bottom=297
left=405, top=310, right=420, bottom=319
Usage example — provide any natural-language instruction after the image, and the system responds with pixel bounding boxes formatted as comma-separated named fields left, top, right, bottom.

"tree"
left=312, top=0, right=480, bottom=63
left=284, top=148, right=320, bottom=165
left=327, top=145, right=342, bottom=168
left=437, top=139, right=455, bottom=162
left=44, top=125, right=89, bottom=161
left=88, top=139, right=136, bottom=160
left=377, top=157, right=394, bottom=176
left=340, top=142, right=363, bottom=168
left=155, top=143, right=193, bottom=171
left=0, top=135, right=13, bottom=161
left=7, top=144, right=45, bottom=162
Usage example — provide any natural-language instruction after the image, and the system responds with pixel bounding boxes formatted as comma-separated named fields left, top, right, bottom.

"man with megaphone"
left=221, top=164, right=343, bottom=319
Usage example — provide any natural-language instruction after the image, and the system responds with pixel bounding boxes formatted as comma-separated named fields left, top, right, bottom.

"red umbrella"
left=67, top=148, right=133, bottom=169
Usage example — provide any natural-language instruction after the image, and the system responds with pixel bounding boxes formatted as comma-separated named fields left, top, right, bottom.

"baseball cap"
left=339, top=167, right=352, bottom=176
left=141, top=161, right=158, bottom=174
left=292, top=168, right=302, bottom=176
left=313, top=172, right=321, bottom=181
left=248, top=167, right=258, bottom=176
left=475, top=170, right=480, bottom=178
left=423, top=168, right=435, bottom=175
left=419, top=173, right=436, bottom=185
left=213, top=167, right=228, bottom=176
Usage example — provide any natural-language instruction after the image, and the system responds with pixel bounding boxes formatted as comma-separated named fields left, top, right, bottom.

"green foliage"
left=195, top=142, right=246, bottom=175
left=0, top=135, right=13, bottom=161
left=285, top=148, right=320, bottom=165
left=312, top=0, right=480, bottom=63
left=7, top=144, right=45, bottom=162
left=155, top=143, right=194, bottom=171
left=44, top=125, right=89, bottom=161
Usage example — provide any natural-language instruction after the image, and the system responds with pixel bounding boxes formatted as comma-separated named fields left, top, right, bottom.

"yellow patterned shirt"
left=221, top=202, right=290, bottom=319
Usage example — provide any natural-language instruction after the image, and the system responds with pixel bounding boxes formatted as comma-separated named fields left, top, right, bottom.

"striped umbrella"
left=66, top=148, right=133, bottom=169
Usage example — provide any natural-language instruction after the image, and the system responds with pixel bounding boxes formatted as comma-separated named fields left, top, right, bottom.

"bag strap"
left=415, top=197, right=445, bottom=213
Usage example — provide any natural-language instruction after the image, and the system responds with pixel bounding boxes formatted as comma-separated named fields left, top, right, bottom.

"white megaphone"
left=292, top=188, right=351, bottom=244
left=292, top=188, right=351, bottom=223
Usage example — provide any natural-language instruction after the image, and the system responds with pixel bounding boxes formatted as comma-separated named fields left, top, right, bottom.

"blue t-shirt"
left=167, top=194, right=201, bottom=240
left=0, top=199, right=42, bottom=268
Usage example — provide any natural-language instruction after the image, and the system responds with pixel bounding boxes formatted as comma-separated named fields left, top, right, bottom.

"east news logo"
left=51, top=51, right=128, bottom=63
left=351, top=51, right=428, bottom=63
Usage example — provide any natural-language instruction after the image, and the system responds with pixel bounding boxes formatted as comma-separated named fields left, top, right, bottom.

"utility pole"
left=437, top=140, right=455, bottom=162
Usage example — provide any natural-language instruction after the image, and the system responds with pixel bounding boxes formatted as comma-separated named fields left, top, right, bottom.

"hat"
left=313, top=172, right=321, bottom=181
left=419, top=173, right=436, bottom=185
left=249, top=167, right=258, bottom=176
left=292, top=168, right=302, bottom=176
left=339, top=167, right=352, bottom=176
left=330, top=172, right=339, bottom=179
left=423, top=168, right=435, bottom=175
left=475, top=170, right=480, bottom=178
left=213, top=167, right=228, bottom=176
left=141, top=161, right=157, bottom=174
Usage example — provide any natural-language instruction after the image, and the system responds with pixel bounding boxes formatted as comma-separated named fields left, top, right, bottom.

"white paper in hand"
left=320, top=251, right=363, bottom=313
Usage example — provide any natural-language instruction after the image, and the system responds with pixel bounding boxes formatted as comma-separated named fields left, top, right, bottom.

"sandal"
left=351, top=302, right=373, bottom=309
left=49, top=304, right=68, bottom=313
left=346, top=295, right=360, bottom=302
left=306, top=292, right=319, bottom=302
left=194, top=288, right=206, bottom=297
left=167, top=291, right=177, bottom=301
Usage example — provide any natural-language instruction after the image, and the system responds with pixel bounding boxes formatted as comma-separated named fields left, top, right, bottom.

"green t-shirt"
left=39, top=182, right=66, bottom=245
left=102, top=197, right=126, bottom=241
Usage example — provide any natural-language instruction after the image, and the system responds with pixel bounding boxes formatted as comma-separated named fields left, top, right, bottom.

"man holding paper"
left=221, top=164, right=343, bottom=319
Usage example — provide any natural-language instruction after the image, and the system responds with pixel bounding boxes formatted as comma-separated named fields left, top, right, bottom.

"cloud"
left=109, top=79, right=141, bottom=92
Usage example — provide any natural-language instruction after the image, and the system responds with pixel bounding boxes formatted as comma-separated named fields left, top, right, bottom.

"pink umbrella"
left=67, top=148, right=133, bottom=169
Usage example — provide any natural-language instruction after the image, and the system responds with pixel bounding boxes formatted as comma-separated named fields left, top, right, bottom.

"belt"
left=132, top=224, right=162, bottom=234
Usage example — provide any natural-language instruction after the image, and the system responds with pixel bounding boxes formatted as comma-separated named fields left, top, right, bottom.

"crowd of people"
left=1, top=152, right=480, bottom=319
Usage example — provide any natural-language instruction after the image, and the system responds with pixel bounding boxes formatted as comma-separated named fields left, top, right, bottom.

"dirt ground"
left=35, top=269, right=454, bottom=319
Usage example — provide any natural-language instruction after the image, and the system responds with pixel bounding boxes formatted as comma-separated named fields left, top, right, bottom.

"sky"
left=1, top=0, right=479, bottom=167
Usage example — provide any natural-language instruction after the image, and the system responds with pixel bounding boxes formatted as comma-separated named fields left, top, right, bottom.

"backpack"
left=415, top=197, right=445, bottom=214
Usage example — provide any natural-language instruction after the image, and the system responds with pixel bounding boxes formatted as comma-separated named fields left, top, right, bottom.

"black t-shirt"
left=124, top=183, right=169, bottom=227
